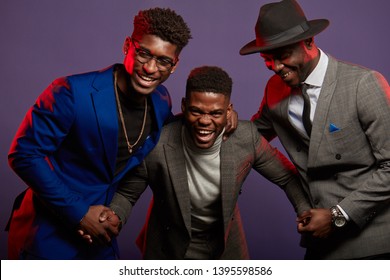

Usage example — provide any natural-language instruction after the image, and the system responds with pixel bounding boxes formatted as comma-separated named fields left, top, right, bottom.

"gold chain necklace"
left=114, top=71, right=148, bottom=154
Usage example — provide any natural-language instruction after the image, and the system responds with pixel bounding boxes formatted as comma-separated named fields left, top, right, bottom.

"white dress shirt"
left=288, top=48, right=328, bottom=137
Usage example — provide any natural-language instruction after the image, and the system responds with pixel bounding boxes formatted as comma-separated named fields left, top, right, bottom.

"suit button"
left=335, top=154, right=341, bottom=160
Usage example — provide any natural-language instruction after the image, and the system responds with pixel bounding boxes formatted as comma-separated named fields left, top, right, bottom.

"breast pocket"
left=326, top=122, right=372, bottom=162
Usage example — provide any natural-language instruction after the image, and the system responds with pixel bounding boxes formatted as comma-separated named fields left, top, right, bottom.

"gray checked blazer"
left=111, top=120, right=310, bottom=259
left=252, top=55, right=390, bottom=259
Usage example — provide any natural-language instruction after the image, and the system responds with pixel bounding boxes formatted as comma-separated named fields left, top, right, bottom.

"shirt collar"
left=304, top=48, right=328, bottom=88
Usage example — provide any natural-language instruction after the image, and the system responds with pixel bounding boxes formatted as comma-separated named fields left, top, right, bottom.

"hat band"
left=256, top=21, right=309, bottom=46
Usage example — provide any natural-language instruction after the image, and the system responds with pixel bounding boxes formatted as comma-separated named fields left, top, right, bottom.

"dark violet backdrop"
left=1, top=0, right=389, bottom=260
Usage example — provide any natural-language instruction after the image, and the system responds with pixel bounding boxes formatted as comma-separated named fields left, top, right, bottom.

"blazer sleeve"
left=8, top=77, right=90, bottom=226
left=251, top=85, right=277, bottom=142
left=339, top=70, right=390, bottom=227
left=249, top=123, right=311, bottom=214
left=251, top=75, right=292, bottom=142
left=110, top=160, right=149, bottom=224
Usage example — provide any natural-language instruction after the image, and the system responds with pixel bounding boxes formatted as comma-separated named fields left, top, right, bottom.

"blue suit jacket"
left=7, top=65, right=172, bottom=259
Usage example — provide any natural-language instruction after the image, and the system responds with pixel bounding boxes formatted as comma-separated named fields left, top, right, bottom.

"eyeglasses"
left=131, top=38, right=177, bottom=72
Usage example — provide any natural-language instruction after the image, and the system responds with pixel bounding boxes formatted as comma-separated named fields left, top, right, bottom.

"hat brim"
left=239, top=19, right=329, bottom=55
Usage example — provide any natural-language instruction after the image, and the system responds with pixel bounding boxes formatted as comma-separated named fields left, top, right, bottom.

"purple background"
left=1, top=0, right=389, bottom=260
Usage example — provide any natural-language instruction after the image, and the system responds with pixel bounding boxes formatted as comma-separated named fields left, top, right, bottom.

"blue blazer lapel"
left=150, top=87, right=171, bottom=130
left=90, top=66, right=118, bottom=175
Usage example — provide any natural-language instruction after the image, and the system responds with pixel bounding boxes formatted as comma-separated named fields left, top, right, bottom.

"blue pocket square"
left=329, top=123, right=340, bottom=133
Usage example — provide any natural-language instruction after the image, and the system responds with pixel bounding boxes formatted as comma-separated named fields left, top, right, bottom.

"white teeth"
left=140, top=74, right=155, bottom=82
left=282, top=71, right=291, bottom=78
left=198, top=130, right=212, bottom=135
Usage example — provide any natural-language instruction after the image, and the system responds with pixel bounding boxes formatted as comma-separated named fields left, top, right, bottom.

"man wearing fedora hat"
left=240, top=0, right=390, bottom=259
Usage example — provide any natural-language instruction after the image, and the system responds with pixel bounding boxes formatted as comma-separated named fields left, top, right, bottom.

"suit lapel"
left=164, top=123, right=192, bottom=234
left=308, top=56, right=338, bottom=165
left=273, top=85, right=309, bottom=142
left=90, top=66, right=118, bottom=175
left=220, top=140, right=237, bottom=232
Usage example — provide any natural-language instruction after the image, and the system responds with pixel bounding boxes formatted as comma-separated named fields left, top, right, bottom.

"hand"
left=99, top=209, right=120, bottom=225
left=78, top=205, right=120, bottom=244
left=297, top=208, right=333, bottom=238
left=296, top=210, right=311, bottom=226
left=223, top=109, right=238, bottom=140
left=79, top=210, right=121, bottom=244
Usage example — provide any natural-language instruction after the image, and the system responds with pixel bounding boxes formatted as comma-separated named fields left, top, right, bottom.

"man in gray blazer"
left=87, top=65, right=310, bottom=259
left=240, top=0, right=390, bottom=259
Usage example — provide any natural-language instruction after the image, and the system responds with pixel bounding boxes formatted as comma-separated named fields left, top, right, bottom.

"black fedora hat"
left=240, top=0, right=329, bottom=55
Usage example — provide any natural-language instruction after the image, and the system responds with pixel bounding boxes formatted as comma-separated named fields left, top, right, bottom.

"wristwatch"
left=330, top=206, right=347, bottom=228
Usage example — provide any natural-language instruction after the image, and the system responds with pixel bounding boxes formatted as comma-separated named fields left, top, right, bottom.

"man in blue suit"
left=7, top=7, right=192, bottom=259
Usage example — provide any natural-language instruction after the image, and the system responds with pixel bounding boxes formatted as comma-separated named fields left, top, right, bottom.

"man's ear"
left=304, top=37, right=314, bottom=49
left=123, top=37, right=131, bottom=55
left=170, top=58, right=180, bottom=74
left=181, top=97, right=186, bottom=113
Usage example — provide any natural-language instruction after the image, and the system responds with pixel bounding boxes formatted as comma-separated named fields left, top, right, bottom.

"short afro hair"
left=132, top=7, right=192, bottom=53
left=186, top=66, right=233, bottom=98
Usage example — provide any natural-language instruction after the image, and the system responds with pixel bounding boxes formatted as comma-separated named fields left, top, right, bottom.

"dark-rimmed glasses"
left=131, top=38, right=177, bottom=72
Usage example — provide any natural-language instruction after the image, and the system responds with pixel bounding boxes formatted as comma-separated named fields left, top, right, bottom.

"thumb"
left=99, top=210, right=110, bottom=222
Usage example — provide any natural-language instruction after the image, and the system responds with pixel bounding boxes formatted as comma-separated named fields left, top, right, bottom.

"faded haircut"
left=132, top=7, right=192, bottom=53
left=186, top=66, right=233, bottom=98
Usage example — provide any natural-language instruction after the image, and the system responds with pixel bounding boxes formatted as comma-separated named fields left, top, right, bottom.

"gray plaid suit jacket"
left=111, top=120, right=310, bottom=259
left=252, top=55, right=390, bottom=259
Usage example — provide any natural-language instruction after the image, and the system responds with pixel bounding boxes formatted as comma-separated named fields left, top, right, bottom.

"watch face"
left=334, top=217, right=346, bottom=227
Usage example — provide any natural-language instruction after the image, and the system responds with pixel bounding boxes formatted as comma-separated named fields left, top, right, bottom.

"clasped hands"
left=296, top=208, right=333, bottom=238
left=78, top=205, right=121, bottom=245
left=78, top=206, right=334, bottom=244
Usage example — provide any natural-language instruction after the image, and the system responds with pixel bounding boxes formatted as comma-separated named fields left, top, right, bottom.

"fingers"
left=296, top=208, right=333, bottom=238
left=78, top=229, right=94, bottom=244
left=297, top=210, right=311, bottom=220
left=223, top=109, right=238, bottom=140
left=105, top=223, right=120, bottom=237
left=82, top=234, right=93, bottom=244
left=296, top=210, right=312, bottom=228
left=223, top=123, right=233, bottom=141
left=99, top=209, right=116, bottom=222
left=78, top=205, right=118, bottom=245
left=87, top=227, right=112, bottom=244
left=297, top=220, right=310, bottom=233
left=98, top=230, right=112, bottom=244
left=230, top=108, right=238, bottom=128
